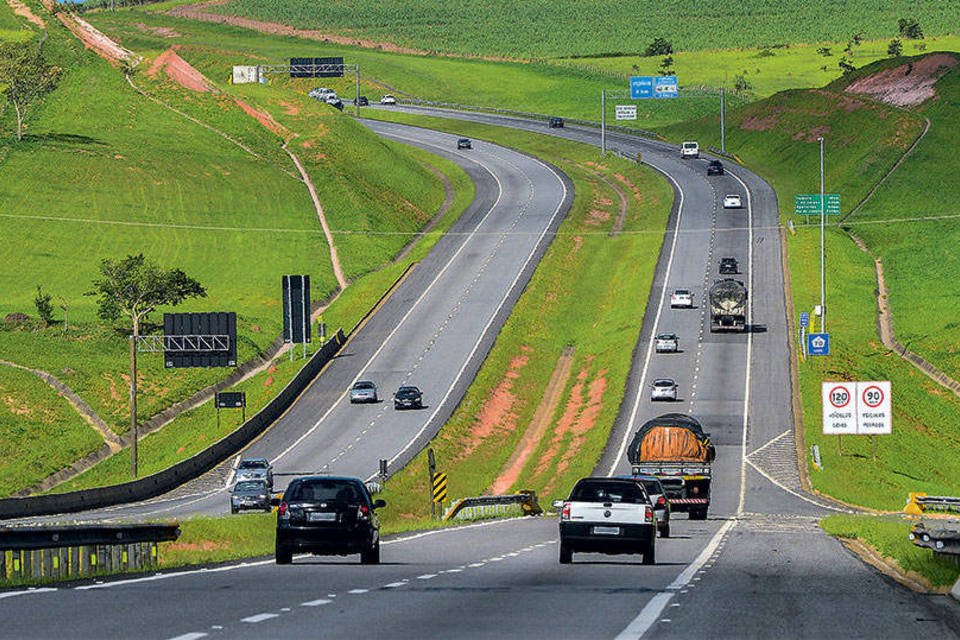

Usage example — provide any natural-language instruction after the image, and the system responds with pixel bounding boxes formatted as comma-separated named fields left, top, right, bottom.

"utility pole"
left=601, top=89, right=606, bottom=156
left=720, top=87, right=726, bottom=154
left=129, top=335, right=138, bottom=478
left=818, top=136, right=826, bottom=334
left=355, top=66, right=360, bottom=118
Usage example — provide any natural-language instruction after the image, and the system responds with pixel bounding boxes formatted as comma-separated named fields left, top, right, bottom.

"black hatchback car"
left=707, top=160, right=724, bottom=176
left=549, top=117, right=565, bottom=128
left=719, top=257, right=739, bottom=274
left=276, top=476, right=385, bottom=565
left=457, top=138, right=472, bottom=149
left=394, top=385, right=423, bottom=409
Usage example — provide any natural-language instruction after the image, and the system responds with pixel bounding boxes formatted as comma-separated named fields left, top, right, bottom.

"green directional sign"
left=795, top=194, right=841, bottom=216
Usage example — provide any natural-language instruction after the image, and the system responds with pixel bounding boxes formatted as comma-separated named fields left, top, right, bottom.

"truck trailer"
left=709, top=278, right=747, bottom=332
left=627, top=413, right=714, bottom=520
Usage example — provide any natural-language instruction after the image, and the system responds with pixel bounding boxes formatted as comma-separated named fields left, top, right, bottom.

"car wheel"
left=642, top=541, right=656, bottom=565
left=660, top=522, right=671, bottom=538
left=559, top=541, right=573, bottom=564
left=230, top=506, right=238, bottom=514
left=689, top=508, right=708, bottom=520
left=360, top=541, right=381, bottom=565
left=275, top=542, right=293, bottom=565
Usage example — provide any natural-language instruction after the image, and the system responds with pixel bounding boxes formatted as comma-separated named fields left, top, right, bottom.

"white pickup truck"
left=555, top=477, right=656, bottom=564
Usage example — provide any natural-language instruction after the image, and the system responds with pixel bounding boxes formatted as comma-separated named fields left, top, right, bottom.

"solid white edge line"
left=615, top=519, right=736, bottom=640
left=223, top=454, right=240, bottom=490
left=272, top=132, right=508, bottom=467
left=727, top=168, right=754, bottom=517
left=607, top=160, right=685, bottom=476
left=0, top=587, right=58, bottom=599
left=167, top=634, right=208, bottom=640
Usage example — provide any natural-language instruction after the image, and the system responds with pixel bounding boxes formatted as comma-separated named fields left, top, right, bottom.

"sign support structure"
left=822, top=381, right=892, bottom=458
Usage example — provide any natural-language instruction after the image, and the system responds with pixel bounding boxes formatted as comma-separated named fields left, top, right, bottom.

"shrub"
left=644, top=37, right=673, bottom=57
left=887, top=39, right=903, bottom=57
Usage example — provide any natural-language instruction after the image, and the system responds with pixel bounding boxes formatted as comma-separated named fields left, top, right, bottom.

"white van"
left=681, top=141, right=700, bottom=159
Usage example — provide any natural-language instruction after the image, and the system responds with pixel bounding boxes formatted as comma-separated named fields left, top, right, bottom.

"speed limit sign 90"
left=857, top=381, right=891, bottom=434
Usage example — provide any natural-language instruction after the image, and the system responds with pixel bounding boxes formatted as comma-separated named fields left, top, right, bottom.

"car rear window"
left=287, top=480, right=364, bottom=503
left=570, top=481, right=647, bottom=504
left=234, top=481, right=265, bottom=492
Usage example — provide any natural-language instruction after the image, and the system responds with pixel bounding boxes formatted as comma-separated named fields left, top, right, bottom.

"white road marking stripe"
left=301, top=599, right=333, bottom=606
left=167, top=633, right=207, bottom=640
left=241, top=613, right=279, bottom=623
left=383, top=582, right=406, bottom=588
left=348, top=588, right=369, bottom=594
left=617, top=519, right=736, bottom=640
left=745, top=458, right=847, bottom=511
left=417, top=574, right=437, bottom=580
left=0, top=588, right=57, bottom=599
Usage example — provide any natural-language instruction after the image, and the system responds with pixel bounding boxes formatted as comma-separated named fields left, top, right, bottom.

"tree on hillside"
left=898, top=18, right=924, bottom=40
left=658, top=55, right=675, bottom=76
left=887, top=39, right=903, bottom=57
left=86, top=254, right=207, bottom=337
left=0, top=38, right=61, bottom=141
left=644, top=37, right=673, bottom=57
left=34, top=285, right=54, bottom=326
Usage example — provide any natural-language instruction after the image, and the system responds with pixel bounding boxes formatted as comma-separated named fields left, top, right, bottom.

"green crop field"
left=212, top=0, right=960, bottom=59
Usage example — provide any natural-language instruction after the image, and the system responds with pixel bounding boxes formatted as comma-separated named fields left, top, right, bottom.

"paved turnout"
left=6, top=110, right=960, bottom=639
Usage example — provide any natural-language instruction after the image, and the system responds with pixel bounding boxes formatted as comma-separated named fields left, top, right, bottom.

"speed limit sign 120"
left=856, top=381, right=891, bottom=435
left=822, top=382, right=857, bottom=435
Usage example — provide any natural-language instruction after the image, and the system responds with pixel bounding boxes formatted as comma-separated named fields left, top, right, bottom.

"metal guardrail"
left=0, top=522, right=180, bottom=582
left=910, top=522, right=960, bottom=564
left=443, top=491, right=542, bottom=521
left=904, top=493, right=960, bottom=515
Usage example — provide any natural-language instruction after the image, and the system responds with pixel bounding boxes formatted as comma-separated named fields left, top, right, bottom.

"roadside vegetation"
left=822, top=514, right=960, bottom=589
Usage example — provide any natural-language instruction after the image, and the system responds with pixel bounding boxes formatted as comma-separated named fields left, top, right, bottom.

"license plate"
left=308, top=512, right=337, bottom=522
left=592, top=526, right=620, bottom=535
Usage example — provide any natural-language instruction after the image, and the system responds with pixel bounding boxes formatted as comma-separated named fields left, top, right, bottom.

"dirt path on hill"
left=0, top=360, right=122, bottom=453
left=488, top=347, right=575, bottom=495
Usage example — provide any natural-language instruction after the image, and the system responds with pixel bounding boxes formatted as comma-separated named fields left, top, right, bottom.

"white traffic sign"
left=822, top=381, right=892, bottom=435
left=822, top=382, right=856, bottom=434
left=615, top=105, right=637, bottom=120
left=857, top=381, right=891, bottom=434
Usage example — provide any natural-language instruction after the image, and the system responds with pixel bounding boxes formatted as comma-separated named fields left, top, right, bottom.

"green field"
left=0, top=366, right=104, bottom=495
left=359, top=111, right=672, bottom=517
left=213, top=0, right=960, bottom=59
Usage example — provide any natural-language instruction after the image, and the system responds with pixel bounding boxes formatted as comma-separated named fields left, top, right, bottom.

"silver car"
left=350, top=380, right=379, bottom=404
left=231, top=480, right=271, bottom=514
left=651, top=378, right=678, bottom=402
left=655, top=333, right=679, bottom=353
left=235, top=457, right=273, bottom=488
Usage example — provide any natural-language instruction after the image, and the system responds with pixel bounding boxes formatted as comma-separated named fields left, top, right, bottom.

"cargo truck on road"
left=627, top=413, right=714, bottom=520
left=709, top=278, right=747, bottom=332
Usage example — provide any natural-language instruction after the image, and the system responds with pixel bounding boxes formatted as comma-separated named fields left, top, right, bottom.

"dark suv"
left=549, top=117, right=565, bottom=128
left=275, top=476, right=386, bottom=565
left=707, top=160, right=724, bottom=176
left=719, top=257, right=739, bottom=274
left=394, top=385, right=423, bottom=409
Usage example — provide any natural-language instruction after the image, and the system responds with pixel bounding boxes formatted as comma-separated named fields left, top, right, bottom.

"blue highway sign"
left=808, top=332, right=830, bottom=356
left=654, top=75, right=678, bottom=98
left=799, top=312, right=810, bottom=328
left=630, top=76, right=654, bottom=99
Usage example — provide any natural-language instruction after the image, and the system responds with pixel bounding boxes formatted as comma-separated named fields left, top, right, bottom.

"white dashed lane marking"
left=301, top=599, right=333, bottom=607
left=241, top=613, right=279, bottom=623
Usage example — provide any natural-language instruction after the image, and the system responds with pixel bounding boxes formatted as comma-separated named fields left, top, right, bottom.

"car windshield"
left=287, top=479, right=363, bottom=503
left=238, top=460, right=267, bottom=469
left=354, top=381, right=375, bottom=390
left=570, top=481, right=647, bottom=504
left=654, top=380, right=674, bottom=387
left=234, top=481, right=265, bottom=492
left=675, top=290, right=690, bottom=296
left=639, top=480, right=662, bottom=495
left=397, top=387, right=419, bottom=396
left=656, top=334, right=675, bottom=340
left=683, top=143, right=697, bottom=148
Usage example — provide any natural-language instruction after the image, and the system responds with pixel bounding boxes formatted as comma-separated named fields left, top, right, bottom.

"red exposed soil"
left=166, top=540, right=228, bottom=552
left=47, top=1, right=133, bottom=65
left=278, top=101, right=300, bottom=116
left=7, top=0, right=44, bottom=28
left=488, top=348, right=574, bottom=495
left=741, top=114, right=779, bottom=131
left=148, top=48, right=213, bottom=93
left=846, top=53, right=957, bottom=107
left=459, top=349, right=531, bottom=461
left=234, top=97, right=287, bottom=136
left=793, top=125, right=831, bottom=143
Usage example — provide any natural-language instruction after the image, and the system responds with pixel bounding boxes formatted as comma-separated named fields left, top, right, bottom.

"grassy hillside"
left=212, top=0, right=960, bottom=58
left=848, top=59, right=960, bottom=382
left=86, top=9, right=734, bottom=128
left=661, top=55, right=960, bottom=509
left=0, top=4, right=456, bottom=493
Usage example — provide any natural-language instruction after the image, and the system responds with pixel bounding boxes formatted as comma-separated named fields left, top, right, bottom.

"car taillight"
left=645, top=506, right=653, bottom=522
left=278, top=501, right=289, bottom=518
left=691, top=486, right=700, bottom=495
left=561, top=503, right=571, bottom=521
left=358, top=504, right=370, bottom=520
left=656, top=496, right=666, bottom=508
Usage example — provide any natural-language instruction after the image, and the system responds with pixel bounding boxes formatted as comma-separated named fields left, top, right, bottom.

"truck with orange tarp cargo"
left=627, top=413, right=715, bottom=520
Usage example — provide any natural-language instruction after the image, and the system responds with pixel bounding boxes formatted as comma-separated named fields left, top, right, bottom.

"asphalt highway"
left=6, top=109, right=960, bottom=639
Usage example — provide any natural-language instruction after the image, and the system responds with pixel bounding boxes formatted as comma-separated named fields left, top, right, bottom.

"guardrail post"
left=58, top=547, right=68, bottom=579
left=70, top=546, right=79, bottom=577
left=42, top=548, right=53, bottom=578
left=30, top=550, right=41, bottom=579
left=0, top=550, right=6, bottom=580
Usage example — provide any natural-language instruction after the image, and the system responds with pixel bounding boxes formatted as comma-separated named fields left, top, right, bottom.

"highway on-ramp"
left=6, top=111, right=960, bottom=639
